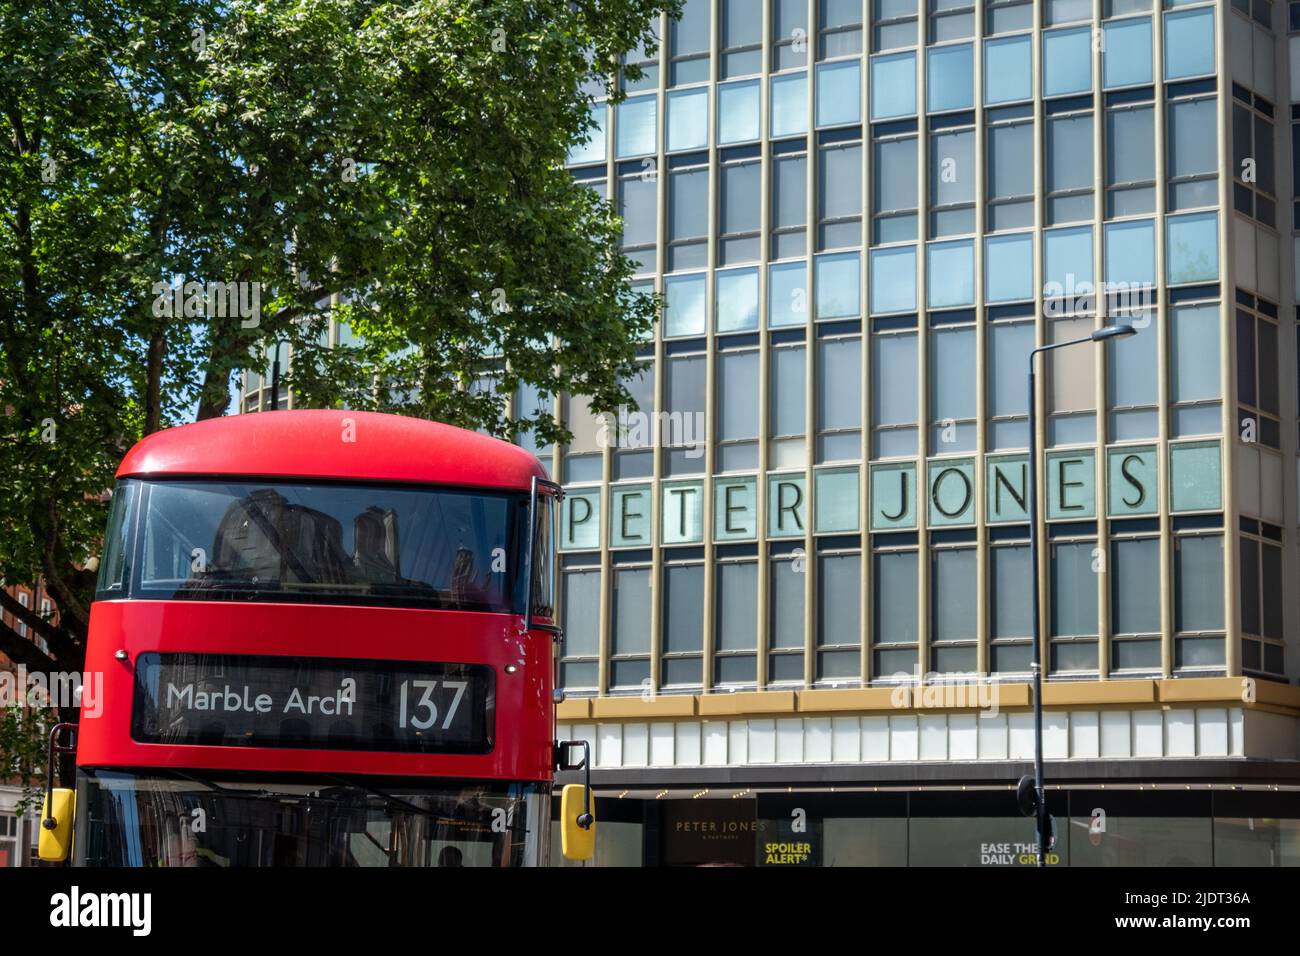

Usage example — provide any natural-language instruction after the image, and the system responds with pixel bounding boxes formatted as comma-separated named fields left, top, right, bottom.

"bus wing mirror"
left=39, top=721, right=78, bottom=862
left=560, top=783, right=595, bottom=861
left=39, top=788, right=75, bottom=862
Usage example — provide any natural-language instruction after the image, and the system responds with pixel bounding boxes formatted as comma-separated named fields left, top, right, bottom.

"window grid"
left=547, top=0, right=1247, bottom=699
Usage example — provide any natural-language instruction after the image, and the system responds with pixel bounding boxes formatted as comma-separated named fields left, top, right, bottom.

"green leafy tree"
left=0, top=0, right=676, bottom=684
left=0, top=703, right=52, bottom=814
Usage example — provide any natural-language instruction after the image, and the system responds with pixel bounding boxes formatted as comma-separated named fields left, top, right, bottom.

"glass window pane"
left=1103, top=17, right=1153, bottom=89
left=771, top=346, right=806, bottom=435
left=1166, top=212, right=1219, bottom=284
left=989, top=321, right=1034, bottom=417
left=1236, top=311, right=1256, bottom=407
left=991, top=544, right=1032, bottom=639
left=1048, top=0, right=1091, bottom=23
left=663, top=564, right=705, bottom=654
left=985, top=233, right=1033, bottom=302
left=1170, top=303, right=1222, bottom=403
left=773, top=155, right=807, bottom=230
left=1175, top=534, right=1223, bottom=633
left=671, top=0, right=711, bottom=56
left=1049, top=315, right=1096, bottom=418
left=931, top=128, right=975, bottom=208
left=770, top=560, right=804, bottom=651
left=665, top=273, right=707, bottom=336
left=719, top=80, right=761, bottom=143
left=932, top=548, right=977, bottom=642
left=817, top=60, right=861, bottom=127
left=1105, top=219, right=1156, bottom=288
left=1255, top=114, right=1276, bottom=195
left=819, top=338, right=862, bottom=431
left=873, top=333, right=917, bottom=427
left=771, top=72, right=809, bottom=138
left=775, top=0, right=806, bottom=40
left=720, top=350, right=760, bottom=439
left=1240, top=538, right=1260, bottom=636
left=616, top=95, right=658, bottom=157
left=875, top=136, right=918, bottom=212
left=562, top=570, right=602, bottom=657
left=816, top=251, right=861, bottom=318
left=619, top=175, right=657, bottom=248
left=1258, top=321, right=1278, bottom=415
left=721, top=161, right=761, bottom=236
left=822, top=0, right=861, bottom=29
left=724, top=0, right=762, bottom=48
left=926, top=240, right=975, bottom=308
left=985, top=35, right=1031, bottom=105
left=1112, top=538, right=1160, bottom=634
left=1044, top=225, right=1094, bottom=291
left=927, top=43, right=973, bottom=113
left=820, top=144, right=862, bottom=220
left=667, top=355, right=708, bottom=427
left=1048, top=114, right=1094, bottom=193
left=717, top=563, right=758, bottom=651
left=869, top=245, right=917, bottom=313
left=1261, top=544, right=1282, bottom=640
left=769, top=261, right=809, bottom=326
left=1168, top=98, right=1216, bottom=180
left=568, top=102, right=608, bottom=165
left=1108, top=313, right=1158, bottom=408
left=670, top=168, right=709, bottom=242
left=873, top=551, right=918, bottom=649
left=1107, top=106, right=1155, bottom=188
left=668, top=88, right=709, bottom=151
left=818, top=554, right=861, bottom=648
left=871, top=52, right=916, bottom=120
left=1043, top=27, right=1092, bottom=97
left=717, top=267, right=760, bottom=332
left=988, top=122, right=1032, bottom=204
left=930, top=325, right=976, bottom=421
left=613, top=567, right=652, bottom=655
left=1051, top=540, right=1099, bottom=637
left=1165, top=8, right=1215, bottom=80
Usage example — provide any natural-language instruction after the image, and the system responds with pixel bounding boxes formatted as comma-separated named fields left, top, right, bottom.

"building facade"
left=237, top=0, right=1300, bottom=865
left=547, top=0, right=1300, bottom=866
left=0, top=581, right=55, bottom=867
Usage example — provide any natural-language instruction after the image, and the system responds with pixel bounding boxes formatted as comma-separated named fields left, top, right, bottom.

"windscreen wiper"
left=174, top=771, right=342, bottom=805
left=174, top=771, right=281, bottom=800
left=324, top=774, right=455, bottom=822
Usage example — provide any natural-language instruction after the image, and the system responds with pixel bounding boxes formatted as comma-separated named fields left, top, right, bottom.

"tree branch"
left=0, top=618, right=56, bottom=671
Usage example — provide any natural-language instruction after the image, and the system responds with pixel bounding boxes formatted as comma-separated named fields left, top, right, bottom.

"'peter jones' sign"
left=131, top=652, right=494, bottom=754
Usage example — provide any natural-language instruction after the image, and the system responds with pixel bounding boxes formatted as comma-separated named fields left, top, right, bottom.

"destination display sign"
left=131, top=652, right=494, bottom=754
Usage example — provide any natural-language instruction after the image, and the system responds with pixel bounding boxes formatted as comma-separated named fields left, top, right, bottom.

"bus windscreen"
left=122, top=479, right=527, bottom=613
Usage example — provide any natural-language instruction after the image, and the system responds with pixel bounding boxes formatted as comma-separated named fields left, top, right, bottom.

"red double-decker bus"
left=38, top=410, right=593, bottom=867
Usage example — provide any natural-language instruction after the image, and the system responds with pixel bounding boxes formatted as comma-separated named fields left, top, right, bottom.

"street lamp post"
left=1026, top=322, right=1136, bottom=867
left=268, top=339, right=289, bottom=411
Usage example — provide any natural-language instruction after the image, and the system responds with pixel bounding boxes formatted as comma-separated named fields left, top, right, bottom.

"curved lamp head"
left=1092, top=323, right=1139, bottom=342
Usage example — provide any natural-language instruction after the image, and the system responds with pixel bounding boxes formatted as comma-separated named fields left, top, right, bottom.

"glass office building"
left=243, top=1, right=1300, bottom=865
left=547, top=0, right=1300, bottom=866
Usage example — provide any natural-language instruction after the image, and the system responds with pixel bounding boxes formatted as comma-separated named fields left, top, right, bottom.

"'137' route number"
left=398, top=679, right=468, bottom=731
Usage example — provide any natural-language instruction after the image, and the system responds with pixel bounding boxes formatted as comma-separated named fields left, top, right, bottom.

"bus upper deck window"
left=96, top=481, right=137, bottom=596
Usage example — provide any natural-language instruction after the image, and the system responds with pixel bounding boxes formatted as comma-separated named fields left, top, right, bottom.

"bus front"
left=56, top=413, right=562, bottom=867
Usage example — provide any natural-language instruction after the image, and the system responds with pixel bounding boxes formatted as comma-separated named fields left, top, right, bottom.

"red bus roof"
left=116, top=410, right=550, bottom=490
